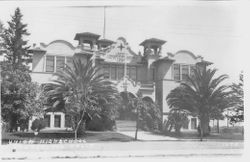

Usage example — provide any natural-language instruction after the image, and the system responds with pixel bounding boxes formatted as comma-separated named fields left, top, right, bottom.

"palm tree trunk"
left=200, top=114, right=210, bottom=141
left=199, top=118, right=203, bottom=141
left=203, top=122, right=210, bottom=136
left=74, top=130, right=77, bottom=140
left=74, top=111, right=86, bottom=140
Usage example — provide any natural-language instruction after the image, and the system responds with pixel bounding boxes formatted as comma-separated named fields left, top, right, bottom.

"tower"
left=140, top=38, right=166, bottom=56
left=74, top=32, right=100, bottom=50
left=140, top=38, right=166, bottom=82
left=97, top=39, right=114, bottom=50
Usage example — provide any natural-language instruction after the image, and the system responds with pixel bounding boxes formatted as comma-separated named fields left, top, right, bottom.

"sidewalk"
left=1, top=141, right=243, bottom=160
left=117, top=130, right=179, bottom=141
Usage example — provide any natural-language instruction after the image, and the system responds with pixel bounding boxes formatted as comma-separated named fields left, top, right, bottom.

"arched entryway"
left=117, top=91, right=136, bottom=120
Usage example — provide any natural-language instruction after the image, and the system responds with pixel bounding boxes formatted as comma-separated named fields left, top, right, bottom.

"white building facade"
left=29, top=32, right=228, bottom=131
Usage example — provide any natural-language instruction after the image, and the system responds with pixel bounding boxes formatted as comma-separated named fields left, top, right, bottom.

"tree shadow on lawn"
left=159, top=130, right=244, bottom=141
left=1, top=131, right=134, bottom=144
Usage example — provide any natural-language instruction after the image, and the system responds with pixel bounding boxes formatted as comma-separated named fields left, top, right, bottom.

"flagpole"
left=103, top=6, right=106, bottom=39
left=124, top=48, right=127, bottom=78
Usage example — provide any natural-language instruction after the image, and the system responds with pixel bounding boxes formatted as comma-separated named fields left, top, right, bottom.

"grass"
left=1, top=130, right=134, bottom=144
left=161, top=126, right=244, bottom=141
left=2, top=126, right=244, bottom=144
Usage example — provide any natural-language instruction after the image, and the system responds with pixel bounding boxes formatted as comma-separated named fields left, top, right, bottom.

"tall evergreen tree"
left=228, top=72, right=244, bottom=124
left=0, top=21, right=4, bottom=54
left=1, top=8, right=43, bottom=132
left=1, top=7, right=31, bottom=71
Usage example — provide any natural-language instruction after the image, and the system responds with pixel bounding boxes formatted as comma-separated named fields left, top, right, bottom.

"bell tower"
left=139, top=38, right=166, bottom=82
left=97, top=39, right=114, bottom=50
left=74, top=32, right=100, bottom=50
left=140, top=38, right=166, bottom=56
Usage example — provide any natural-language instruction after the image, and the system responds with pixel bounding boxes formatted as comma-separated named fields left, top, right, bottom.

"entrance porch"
left=28, top=112, right=71, bottom=131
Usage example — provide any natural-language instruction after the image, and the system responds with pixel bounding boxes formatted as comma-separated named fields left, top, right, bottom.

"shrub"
left=221, top=126, right=244, bottom=134
left=138, top=101, right=161, bottom=131
left=1, top=120, right=10, bottom=132
left=86, top=115, right=115, bottom=131
left=31, top=118, right=46, bottom=132
left=164, top=109, right=189, bottom=134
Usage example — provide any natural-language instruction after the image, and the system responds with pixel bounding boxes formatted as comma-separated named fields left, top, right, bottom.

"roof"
left=97, top=39, right=114, bottom=44
left=28, top=47, right=46, bottom=53
left=74, top=32, right=101, bottom=40
left=196, top=60, right=213, bottom=66
left=153, top=56, right=175, bottom=64
left=139, top=38, right=166, bottom=46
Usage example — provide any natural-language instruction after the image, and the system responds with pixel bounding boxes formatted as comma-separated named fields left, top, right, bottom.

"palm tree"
left=166, top=65, right=231, bottom=141
left=44, top=58, right=119, bottom=139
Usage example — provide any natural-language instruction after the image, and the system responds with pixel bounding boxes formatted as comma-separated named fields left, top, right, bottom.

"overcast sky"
left=0, top=1, right=246, bottom=84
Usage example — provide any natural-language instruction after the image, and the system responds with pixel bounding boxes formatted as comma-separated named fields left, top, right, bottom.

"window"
left=56, top=56, right=65, bottom=72
left=65, top=115, right=71, bottom=128
left=182, top=65, right=189, bottom=81
left=129, top=67, right=136, bottom=81
left=66, top=57, right=73, bottom=68
left=103, top=65, right=110, bottom=79
left=183, top=119, right=189, bottom=129
left=152, top=68, right=155, bottom=81
left=44, top=115, right=50, bottom=127
left=110, top=66, right=117, bottom=80
left=46, top=56, right=73, bottom=72
left=190, top=65, right=196, bottom=77
left=173, top=64, right=180, bottom=81
left=117, top=66, right=124, bottom=80
left=126, top=67, right=129, bottom=77
left=46, top=56, right=55, bottom=72
left=191, top=118, right=197, bottom=129
left=173, top=64, right=195, bottom=81
left=54, top=115, right=61, bottom=128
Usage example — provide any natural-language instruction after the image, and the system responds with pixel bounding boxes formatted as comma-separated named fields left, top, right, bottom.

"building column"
left=188, top=117, right=192, bottom=130
left=28, top=117, right=34, bottom=131
left=61, top=113, right=65, bottom=128
left=50, top=113, right=55, bottom=128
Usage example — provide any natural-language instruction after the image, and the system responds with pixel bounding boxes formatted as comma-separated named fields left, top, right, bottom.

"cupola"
left=74, top=32, right=100, bottom=50
left=140, top=38, right=166, bottom=56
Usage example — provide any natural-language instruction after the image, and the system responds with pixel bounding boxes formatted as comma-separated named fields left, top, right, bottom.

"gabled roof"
left=139, top=38, right=166, bottom=46
left=74, top=32, right=101, bottom=40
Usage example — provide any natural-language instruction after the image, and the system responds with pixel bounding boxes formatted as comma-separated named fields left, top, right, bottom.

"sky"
left=0, top=1, right=247, bottom=84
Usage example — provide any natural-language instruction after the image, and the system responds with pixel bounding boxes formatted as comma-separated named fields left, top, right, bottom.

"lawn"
left=161, top=126, right=244, bottom=141
left=1, top=130, right=134, bottom=144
